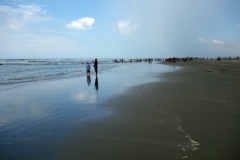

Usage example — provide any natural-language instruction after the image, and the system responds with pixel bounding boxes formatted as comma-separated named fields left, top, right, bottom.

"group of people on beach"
left=165, top=56, right=239, bottom=63
left=86, top=59, right=98, bottom=76
left=86, top=59, right=98, bottom=90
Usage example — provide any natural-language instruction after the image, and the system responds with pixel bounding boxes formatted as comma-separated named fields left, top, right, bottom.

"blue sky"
left=0, top=0, right=240, bottom=58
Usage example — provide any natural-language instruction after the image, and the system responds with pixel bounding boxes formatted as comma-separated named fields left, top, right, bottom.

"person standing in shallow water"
left=86, top=62, right=91, bottom=75
left=93, top=59, right=98, bottom=76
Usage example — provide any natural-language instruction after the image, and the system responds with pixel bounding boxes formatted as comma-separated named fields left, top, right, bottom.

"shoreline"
left=55, top=60, right=240, bottom=159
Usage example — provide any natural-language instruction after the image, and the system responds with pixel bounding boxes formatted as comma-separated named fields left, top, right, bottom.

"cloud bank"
left=198, top=37, right=224, bottom=45
left=65, top=17, right=95, bottom=30
left=211, top=39, right=225, bottom=45
left=198, top=37, right=240, bottom=54
left=0, top=3, right=52, bottom=29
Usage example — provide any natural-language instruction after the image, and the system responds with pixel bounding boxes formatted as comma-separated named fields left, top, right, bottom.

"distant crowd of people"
left=111, top=56, right=239, bottom=63
left=113, top=58, right=155, bottom=63
left=164, top=56, right=239, bottom=63
left=86, top=56, right=239, bottom=75
left=85, top=56, right=239, bottom=89
left=217, top=56, right=239, bottom=61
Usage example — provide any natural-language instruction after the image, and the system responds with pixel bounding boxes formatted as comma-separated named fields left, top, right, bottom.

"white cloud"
left=117, top=20, right=139, bottom=37
left=238, top=23, right=240, bottom=27
left=198, top=37, right=224, bottom=45
left=211, top=39, right=224, bottom=45
left=198, top=37, right=240, bottom=54
left=0, top=3, right=52, bottom=29
left=197, top=37, right=204, bottom=43
left=65, top=17, right=95, bottom=30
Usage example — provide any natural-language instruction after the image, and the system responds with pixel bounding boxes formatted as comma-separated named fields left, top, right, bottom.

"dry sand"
left=56, top=60, right=240, bottom=160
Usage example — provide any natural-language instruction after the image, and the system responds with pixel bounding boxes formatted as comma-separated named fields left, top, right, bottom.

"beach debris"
left=206, top=70, right=211, bottom=72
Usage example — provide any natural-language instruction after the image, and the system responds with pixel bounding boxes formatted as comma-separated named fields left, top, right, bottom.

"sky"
left=0, top=0, right=240, bottom=59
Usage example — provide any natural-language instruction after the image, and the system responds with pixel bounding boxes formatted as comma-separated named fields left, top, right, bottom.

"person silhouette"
left=94, top=76, right=98, bottom=90
left=87, top=74, right=91, bottom=86
left=93, top=59, right=98, bottom=76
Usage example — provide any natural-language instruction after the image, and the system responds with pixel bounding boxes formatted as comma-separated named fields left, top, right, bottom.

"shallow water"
left=0, top=61, right=189, bottom=159
left=0, top=58, right=117, bottom=86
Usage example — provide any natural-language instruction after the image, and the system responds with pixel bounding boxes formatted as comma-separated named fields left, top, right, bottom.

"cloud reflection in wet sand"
left=71, top=92, right=96, bottom=104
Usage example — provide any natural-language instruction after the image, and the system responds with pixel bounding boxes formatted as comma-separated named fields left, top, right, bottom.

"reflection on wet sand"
left=94, top=76, right=98, bottom=90
left=87, top=74, right=91, bottom=86
left=71, top=91, right=97, bottom=104
left=0, top=62, right=180, bottom=159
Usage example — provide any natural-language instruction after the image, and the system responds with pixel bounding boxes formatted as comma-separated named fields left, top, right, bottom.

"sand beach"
left=0, top=60, right=240, bottom=159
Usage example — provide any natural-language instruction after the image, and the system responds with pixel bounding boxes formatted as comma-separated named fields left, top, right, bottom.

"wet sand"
left=56, top=60, right=240, bottom=159
left=0, top=63, right=179, bottom=160
left=156, top=60, right=240, bottom=159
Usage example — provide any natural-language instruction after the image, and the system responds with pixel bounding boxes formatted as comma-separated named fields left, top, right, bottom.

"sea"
left=0, top=58, right=118, bottom=86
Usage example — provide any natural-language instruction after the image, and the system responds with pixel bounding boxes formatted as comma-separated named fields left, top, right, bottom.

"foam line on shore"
left=137, top=88, right=201, bottom=158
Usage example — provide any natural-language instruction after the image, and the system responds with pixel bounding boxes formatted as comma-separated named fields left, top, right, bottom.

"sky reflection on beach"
left=0, top=63, right=180, bottom=128
left=71, top=91, right=97, bottom=104
left=0, top=62, right=180, bottom=159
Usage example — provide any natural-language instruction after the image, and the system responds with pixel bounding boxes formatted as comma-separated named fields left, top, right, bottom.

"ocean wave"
left=1, top=70, right=86, bottom=85
left=0, top=58, right=115, bottom=65
left=8, top=75, right=46, bottom=81
left=0, top=58, right=122, bottom=86
left=56, top=72, right=68, bottom=75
